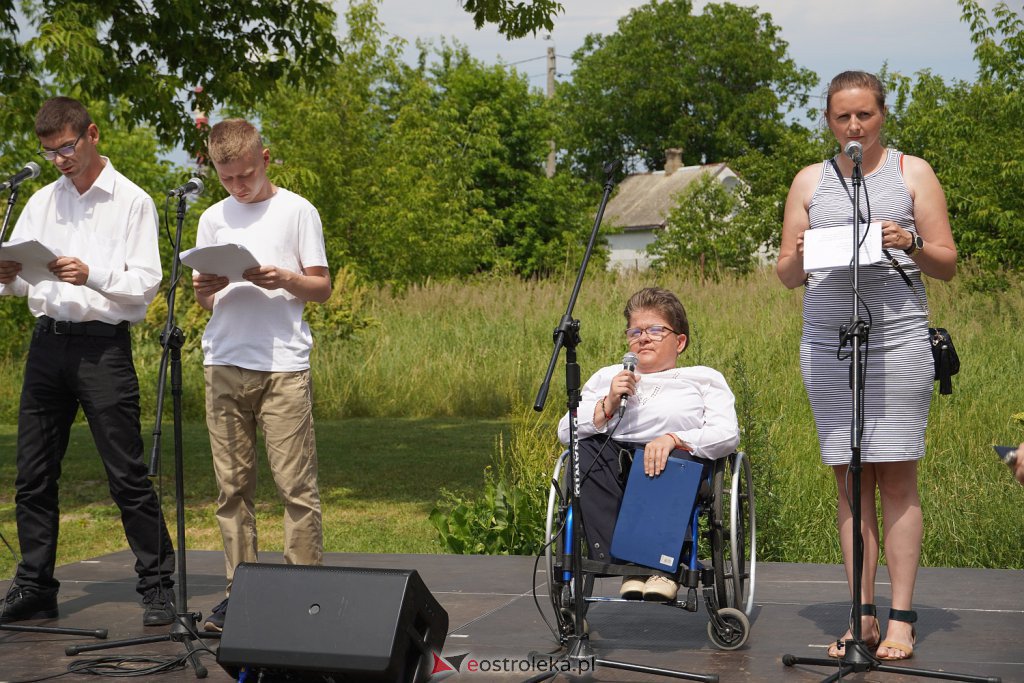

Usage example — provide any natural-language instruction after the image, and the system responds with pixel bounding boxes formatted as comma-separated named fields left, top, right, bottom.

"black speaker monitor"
left=217, top=563, right=449, bottom=682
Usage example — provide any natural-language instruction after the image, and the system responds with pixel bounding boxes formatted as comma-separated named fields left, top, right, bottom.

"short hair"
left=207, top=119, right=264, bottom=165
left=35, top=97, right=92, bottom=138
left=623, top=287, right=690, bottom=349
left=825, top=70, right=886, bottom=115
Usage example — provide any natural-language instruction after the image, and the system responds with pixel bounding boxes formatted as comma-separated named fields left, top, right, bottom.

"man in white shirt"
left=191, top=119, right=331, bottom=632
left=0, top=97, right=176, bottom=627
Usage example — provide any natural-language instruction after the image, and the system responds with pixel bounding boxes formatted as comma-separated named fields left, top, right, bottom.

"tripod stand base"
left=65, top=615, right=209, bottom=678
left=783, top=649, right=1002, bottom=683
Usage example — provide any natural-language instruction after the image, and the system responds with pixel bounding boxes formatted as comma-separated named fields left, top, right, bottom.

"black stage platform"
left=1, top=550, right=1021, bottom=682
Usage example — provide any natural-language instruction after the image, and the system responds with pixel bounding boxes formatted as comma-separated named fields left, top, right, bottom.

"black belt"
left=37, top=316, right=130, bottom=337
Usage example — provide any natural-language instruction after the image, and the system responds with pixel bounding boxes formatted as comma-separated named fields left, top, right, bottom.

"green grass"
left=0, top=418, right=507, bottom=580
left=1, top=267, right=1023, bottom=571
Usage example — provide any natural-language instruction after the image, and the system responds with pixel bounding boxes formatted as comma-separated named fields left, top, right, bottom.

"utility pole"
left=546, top=45, right=556, bottom=178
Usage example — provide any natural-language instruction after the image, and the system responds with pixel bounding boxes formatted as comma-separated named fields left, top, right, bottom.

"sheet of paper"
left=0, top=237, right=62, bottom=285
left=179, top=243, right=261, bottom=282
left=803, top=222, right=884, bottom=272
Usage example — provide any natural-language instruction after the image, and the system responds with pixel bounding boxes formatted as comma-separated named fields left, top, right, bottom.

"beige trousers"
left=204, top=365, right=323, bottom=593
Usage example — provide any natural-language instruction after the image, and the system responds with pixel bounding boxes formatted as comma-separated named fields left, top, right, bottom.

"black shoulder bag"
left=829, top=158, right=959, bottom=395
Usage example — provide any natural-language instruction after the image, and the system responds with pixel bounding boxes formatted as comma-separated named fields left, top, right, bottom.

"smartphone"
left=994, top=445, right=1018, bottom=467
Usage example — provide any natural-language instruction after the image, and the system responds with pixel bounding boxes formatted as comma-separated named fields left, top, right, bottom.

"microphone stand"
left=782, top=155, right=998, bottom=683
left=0, top=184, right=108, bottom=641
left=63, top=193, right=210, bottom=677
left=531, top=162, right=716, bottom=683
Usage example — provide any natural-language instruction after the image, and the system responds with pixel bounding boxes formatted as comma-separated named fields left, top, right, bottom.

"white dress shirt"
left=557, top=363, right=740, bottom=460
left=0, top=158, right=161, bottom=324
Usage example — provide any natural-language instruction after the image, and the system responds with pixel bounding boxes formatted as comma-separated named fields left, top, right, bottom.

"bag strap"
left=828, top=157, right=929, bottom=320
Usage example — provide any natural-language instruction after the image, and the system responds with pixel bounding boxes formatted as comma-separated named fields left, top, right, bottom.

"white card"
left=803, top=222, right=884, bottom=272
left=179, top=243, right=261, bottom=282
left=0, top=238, right=62, bottom=285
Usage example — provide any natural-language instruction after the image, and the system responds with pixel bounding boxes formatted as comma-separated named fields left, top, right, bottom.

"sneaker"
left=0, top=586, right=58, bottom=623
left=204, top=597, right=228, bottom=632
left=643, top=575, right=679, bottom=602
left=619, top=575, right=647, bottom=600
left=141, top=586, right=175, bottom=627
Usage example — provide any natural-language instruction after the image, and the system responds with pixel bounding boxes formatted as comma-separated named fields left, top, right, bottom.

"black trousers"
left=14, top=320, right=175, bottom=596
left=576, top=436, right=706, bottom=563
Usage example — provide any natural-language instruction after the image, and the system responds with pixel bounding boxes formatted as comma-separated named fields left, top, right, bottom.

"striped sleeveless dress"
left=801, top=148, right=932, bottom=465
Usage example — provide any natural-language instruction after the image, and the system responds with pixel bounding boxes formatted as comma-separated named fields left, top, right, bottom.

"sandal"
left=877, top=608, right=917, bottom=661
left=827, top=603, right=879, bottom=659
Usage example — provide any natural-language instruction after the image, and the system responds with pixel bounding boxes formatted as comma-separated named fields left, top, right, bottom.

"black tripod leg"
left=66, top=634, right=170, bottom=655
left=598, top=658, right=718, bottom=682
left=0, top=623, right=107, bottom=639
left=873, top=663, right=1002, bottom=683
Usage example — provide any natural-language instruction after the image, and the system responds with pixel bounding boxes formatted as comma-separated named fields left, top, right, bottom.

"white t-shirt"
left=557, top=364, right=740, bottom=460
left=196, top=188, right=328, bottom=372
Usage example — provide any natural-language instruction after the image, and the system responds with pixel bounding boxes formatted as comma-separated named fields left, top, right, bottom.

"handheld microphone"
left=0, top=162, right=41, bottom=191
left=844, top=141, right=863, bottom=164
left=619, top=351, right=638, bottom=417
left=167, top=177, right=204, bottom=198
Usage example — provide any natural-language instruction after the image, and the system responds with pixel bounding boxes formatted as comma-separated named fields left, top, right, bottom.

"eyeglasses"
left=38, top=133, right=84, bottom=161
left=625, top=325, right=677, bottom=342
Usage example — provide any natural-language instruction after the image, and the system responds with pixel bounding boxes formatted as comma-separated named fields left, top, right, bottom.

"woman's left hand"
left=643, top=435, right=678, bottom=477
left=880, top=221, right=914, bottom=252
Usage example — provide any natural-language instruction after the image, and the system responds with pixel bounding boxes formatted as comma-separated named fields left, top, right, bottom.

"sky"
left=364, top=0, right=1000, bottom=113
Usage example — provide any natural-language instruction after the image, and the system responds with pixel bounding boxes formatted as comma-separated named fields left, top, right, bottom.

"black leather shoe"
left=0, top=586, right=58, bottom=623
left=141, top=586, right=175, bottom=627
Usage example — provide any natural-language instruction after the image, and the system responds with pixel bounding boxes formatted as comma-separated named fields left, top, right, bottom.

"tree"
left=254, top=2, right=597, bottom=285
left=883, top=1, right=1024, bottom=273
left=647, top=171, right=759, bottom=276
left=459, top=0, right=564, bottom=38
left=0, top=0, right=341, bottom=152
left=425, top=41, right=599, bottom=277
left=557, top=0, right=817, bottom=180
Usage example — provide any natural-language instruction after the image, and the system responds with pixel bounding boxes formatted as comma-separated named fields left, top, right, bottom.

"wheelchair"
left=543, top=448, right=756, bottom=650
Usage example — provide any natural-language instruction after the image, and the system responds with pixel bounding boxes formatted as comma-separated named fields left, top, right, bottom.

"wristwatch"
left=903, top=232, right=924, bottom=256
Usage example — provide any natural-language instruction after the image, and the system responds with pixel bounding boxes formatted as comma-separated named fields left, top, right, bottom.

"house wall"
left=607, top=230, right=657, bottom=270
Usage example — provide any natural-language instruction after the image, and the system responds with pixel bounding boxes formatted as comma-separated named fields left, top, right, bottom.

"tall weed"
left=0, top=266, right=1021, bottom=566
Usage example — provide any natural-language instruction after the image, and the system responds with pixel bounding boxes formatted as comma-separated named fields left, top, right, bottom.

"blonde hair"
left=207, top=119, right=264, bottom=164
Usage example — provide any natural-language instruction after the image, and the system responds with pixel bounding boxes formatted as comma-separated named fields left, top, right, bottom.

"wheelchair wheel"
left=706, top=607, right=750, bottom=650
left=545, top=451, right=570, bottom=634
left=544, top=451, right=568, bottom=599
left=709, top=451, right=756, bottom=615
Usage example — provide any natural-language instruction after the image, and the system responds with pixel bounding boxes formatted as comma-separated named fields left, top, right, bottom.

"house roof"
left=604, top=162, right=732, bottom=231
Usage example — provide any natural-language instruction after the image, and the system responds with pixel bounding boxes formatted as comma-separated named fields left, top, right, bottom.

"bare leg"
left=827, top=463, right=881, bottom=655
left=874, top=460, right=922, bottom=659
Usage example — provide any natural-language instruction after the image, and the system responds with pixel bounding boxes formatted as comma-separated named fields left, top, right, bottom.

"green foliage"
left=557, top=0, right=817, bottom=179
left=459, top=0, right=564, bottom=38
left=304, top=265, right=376, bottom=341
left=648, top=171, right=759, bottom=276
left=254, top=2, right=597, bottom=285
left=431, top=406, right=554, bottom=555
left=882, top=2, right=1024, bottom=273
left=1, top=0, right=340, bottom=150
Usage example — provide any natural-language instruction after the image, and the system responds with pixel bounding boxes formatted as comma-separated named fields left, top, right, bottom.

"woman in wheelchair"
left=556, top=287, right=740, bottom=602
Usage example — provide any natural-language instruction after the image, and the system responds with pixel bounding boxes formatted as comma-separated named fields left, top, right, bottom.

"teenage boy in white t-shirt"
left=191, top=119, right=331, bottom=632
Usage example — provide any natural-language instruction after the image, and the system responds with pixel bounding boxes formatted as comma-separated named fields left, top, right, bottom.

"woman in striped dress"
left=777, top=71, right=957, bottom=662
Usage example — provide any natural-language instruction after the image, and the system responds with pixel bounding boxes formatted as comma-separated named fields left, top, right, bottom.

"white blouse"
left=557, top=364, right=740, bottom=460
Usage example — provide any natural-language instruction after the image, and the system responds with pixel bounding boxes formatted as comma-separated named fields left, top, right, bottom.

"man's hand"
left=0, top=260, right=22, bottom=285
left=48, top=256, right=89, bottom=286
